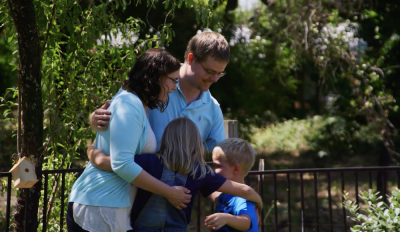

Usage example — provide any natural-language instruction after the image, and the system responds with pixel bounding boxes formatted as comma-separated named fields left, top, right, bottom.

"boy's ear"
left=233, top=163, right=242, bottom=175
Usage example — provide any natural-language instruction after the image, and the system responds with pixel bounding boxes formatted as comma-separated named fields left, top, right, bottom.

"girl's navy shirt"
left=132, top=153, right=227, bottom=225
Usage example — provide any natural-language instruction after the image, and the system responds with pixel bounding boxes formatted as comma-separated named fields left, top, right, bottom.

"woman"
left=67, top=48, right=190, bottom=232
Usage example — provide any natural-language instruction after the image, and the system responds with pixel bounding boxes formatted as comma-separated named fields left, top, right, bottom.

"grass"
left=250, top=116, right=382, bottom=170
left=251, top=116, right=325, bottom=156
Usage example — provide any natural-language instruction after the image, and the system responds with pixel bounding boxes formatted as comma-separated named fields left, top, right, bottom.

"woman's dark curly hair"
left=123, top=48, right=180, bottom=112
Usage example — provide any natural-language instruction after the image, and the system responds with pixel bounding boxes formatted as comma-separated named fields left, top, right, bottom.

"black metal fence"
left=1, top=166, right=400, bottom=232
left=244, top=166, right=400, bottom=232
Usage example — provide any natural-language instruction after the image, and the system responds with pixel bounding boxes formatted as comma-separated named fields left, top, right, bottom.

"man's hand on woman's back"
left=89, top=100, right=112, bottom=131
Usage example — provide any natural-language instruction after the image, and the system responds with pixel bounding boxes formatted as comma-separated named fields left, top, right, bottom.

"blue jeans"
left=131, top=168, right=188, bottom=232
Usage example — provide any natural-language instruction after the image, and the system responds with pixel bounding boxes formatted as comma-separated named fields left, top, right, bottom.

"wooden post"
left=258, top=159, right=264, bottom=179
left=224, top=120, right=239, bottom=138
left=258, top=158, right=265, bottom=231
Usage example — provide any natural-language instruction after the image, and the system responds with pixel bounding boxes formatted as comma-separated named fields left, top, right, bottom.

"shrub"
left=343, top=188, right=400, bottom=231
left=251, top=116, right=383, bottom=167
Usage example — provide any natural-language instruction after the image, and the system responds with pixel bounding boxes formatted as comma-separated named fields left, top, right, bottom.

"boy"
left=205, top=138, right=259, bottom=232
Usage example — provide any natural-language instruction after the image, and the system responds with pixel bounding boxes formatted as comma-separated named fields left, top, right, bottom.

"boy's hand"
left=206, top=213, right=251, bottom=231
left=205, top=213, right=229, bottom=230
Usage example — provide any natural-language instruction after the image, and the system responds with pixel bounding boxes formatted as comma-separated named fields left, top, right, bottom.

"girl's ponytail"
left=158, top=117, right=212, bottom=179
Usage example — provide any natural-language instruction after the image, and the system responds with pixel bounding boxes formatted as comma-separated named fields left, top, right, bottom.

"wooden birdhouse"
left=9, top=157, right=39, bottom=188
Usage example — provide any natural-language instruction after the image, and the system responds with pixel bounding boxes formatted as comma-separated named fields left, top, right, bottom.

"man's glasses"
left=167, top=76, right=179, bottom=84
left=197, top=61, right=226, bottom=78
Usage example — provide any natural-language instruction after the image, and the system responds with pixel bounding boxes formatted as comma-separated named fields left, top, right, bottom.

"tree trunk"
left=221, top=0, right=238, bottom=43
left=7, top=0, right=43, bottom=231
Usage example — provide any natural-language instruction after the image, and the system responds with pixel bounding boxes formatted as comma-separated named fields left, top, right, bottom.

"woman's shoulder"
left=110, top=91, right=144, bottom=113
left=114, top=90, right=142, bottom=105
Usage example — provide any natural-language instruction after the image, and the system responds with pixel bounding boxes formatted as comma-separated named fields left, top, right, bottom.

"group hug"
left=67, top=32, right=262, bottom=232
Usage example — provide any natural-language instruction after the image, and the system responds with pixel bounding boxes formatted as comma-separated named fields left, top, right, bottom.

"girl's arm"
left=208, top=191, right=221, bottom=204
left=217, top=180, right=263, bottom=209
left=87, top=145, right=191, bottom=209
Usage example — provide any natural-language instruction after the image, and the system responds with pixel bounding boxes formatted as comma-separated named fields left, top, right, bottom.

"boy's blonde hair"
left=158, top=117, right=213, bottom=179
left=215, top=138, right=256, bottom=175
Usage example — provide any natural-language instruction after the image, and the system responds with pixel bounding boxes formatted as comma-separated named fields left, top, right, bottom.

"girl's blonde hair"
left=158, top=117, right=213, bottom=179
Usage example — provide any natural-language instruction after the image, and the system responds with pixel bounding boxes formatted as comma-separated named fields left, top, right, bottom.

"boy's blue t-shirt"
left=131, top=153, right=227, bottom=225
left=214, top=193, right=259, bottom=232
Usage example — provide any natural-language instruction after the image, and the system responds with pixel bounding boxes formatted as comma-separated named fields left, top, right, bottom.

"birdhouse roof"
left=9, top=156, right=36, bottom=172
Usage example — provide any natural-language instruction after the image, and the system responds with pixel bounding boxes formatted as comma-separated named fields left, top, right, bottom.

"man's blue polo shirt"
left=112, top=84, right=226, bottom=151
left=148, top=83, right=226, bottom=151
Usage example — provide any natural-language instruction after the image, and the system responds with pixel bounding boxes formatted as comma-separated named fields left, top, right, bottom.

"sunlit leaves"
left=343, top=188, right=400, bottom=231
left=1, top=0, right=214, bottom=230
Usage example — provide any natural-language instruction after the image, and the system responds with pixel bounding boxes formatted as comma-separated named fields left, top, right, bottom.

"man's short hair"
left=216, top=138, right=256, bottom=175
left=184, top=31, right=230, bottom=63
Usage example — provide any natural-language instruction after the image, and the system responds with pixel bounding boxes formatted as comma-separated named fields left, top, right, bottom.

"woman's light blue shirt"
left=110, top=84, right=226, bottom=152
left=69, top=91, right=148, bottom=208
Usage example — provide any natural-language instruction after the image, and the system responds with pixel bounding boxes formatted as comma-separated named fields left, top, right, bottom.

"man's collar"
left=176, top=83, right=208, bottom=104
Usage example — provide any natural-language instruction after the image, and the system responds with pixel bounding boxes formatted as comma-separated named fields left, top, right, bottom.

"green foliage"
left=0, top=88, right=18, bottom=171
left=211, top=2, right=300, bottom=123
left=0, top=0, right=399, bottom=227
left=343, top=188, right=400, bottom=231
left=0, top=176, right=9, bottom=229
left=252, top=117, right=322, bottom=155
left=0, top=0, right=214, bottom=230
left=252, top=116, right=383, bottom=166
left=208, top=0, right=400, bottom=163
left=0, top=10, right=17, bottom=96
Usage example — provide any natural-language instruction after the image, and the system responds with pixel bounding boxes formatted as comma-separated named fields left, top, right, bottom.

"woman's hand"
left=132, top=171, right=191, bottom=210
left=165, top=186, right=192, bottom=210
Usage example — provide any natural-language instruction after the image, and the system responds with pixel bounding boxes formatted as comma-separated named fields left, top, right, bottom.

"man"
left=90, top=31, right=230, bottom=151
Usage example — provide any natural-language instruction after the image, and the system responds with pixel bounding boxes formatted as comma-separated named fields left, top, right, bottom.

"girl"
left=67, top=49, right=191, bottom=232
left=90, top=117, right=262, bottom=231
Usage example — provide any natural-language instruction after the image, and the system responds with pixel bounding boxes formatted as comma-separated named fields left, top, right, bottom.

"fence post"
left=224, top=120, right=239, bottom=138
left=258, top=159, right=265, bottom=232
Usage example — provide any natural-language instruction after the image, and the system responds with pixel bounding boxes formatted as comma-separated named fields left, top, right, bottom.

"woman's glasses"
left=167, top=76, right=179, bottom=84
